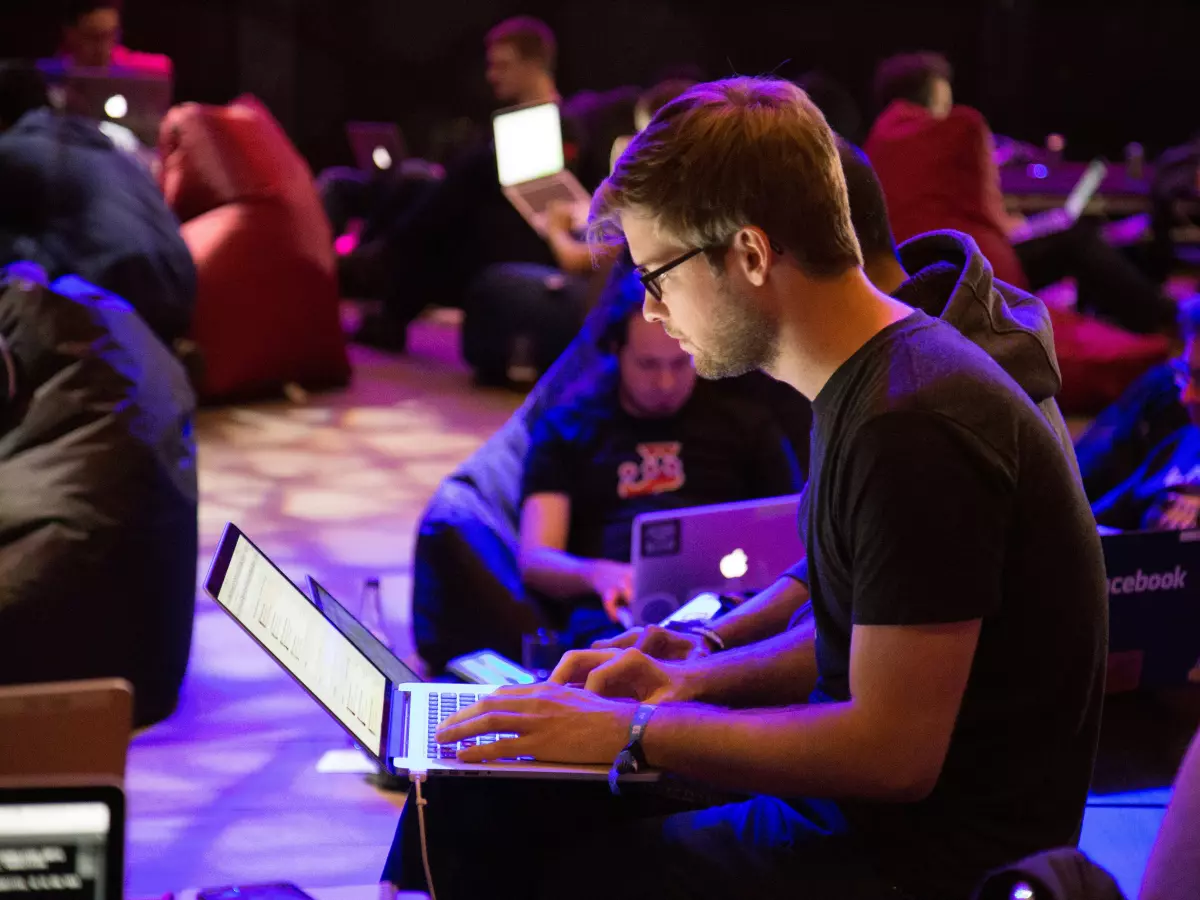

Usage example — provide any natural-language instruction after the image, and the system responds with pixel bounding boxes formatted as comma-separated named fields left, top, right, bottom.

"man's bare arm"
left=710, top=573, right=812, bottom=650
left=642, top=620, right=981, bottom=799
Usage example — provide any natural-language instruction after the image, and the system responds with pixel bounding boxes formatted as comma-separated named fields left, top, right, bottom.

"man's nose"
left=643, top=294, right=665, bottom=323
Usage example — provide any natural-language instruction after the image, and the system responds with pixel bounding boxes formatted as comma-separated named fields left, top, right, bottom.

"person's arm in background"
left=1091, top=435, right=1179, bottom=531
left=519, top=493, right=633, bottom=621
left=543, top=201, right=595, bottom=276
left=518, top=413, right=633, bottom=622
left=1140, top=724, right=1200, bottom=900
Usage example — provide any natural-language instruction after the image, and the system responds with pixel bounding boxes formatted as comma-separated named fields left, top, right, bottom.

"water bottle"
left=1126, top=142, right=1145, bottom=180
left=507, top=334, right=538, bottom=385
left=359, top=576, right=392, bottom=650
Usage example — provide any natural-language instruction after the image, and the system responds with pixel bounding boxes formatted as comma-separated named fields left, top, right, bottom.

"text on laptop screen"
left=0, top=802, right=111, bottom=900
left=493, top=103, right=565, bottom=187
left=216, top=536, right=388, bottom=756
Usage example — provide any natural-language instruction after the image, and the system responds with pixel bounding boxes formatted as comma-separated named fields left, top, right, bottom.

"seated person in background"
left=353, top=17, right=636, bottom=350
left=52, top=0, right=172, bottom=76
left=865, top=52, right=1175, bottom=335
left=0, top=63, right=196, bottom=345
left=1093, top=295, right=1200, bottom=531
left=519, top=277, right=800, bottom=644
left=609, top=78, right=698, bottom=171
left=600, top=136, right=1080, bottom=660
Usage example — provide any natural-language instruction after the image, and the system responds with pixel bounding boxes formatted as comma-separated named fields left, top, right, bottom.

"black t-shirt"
left=522, top=377, right=801, bottom=563
left=799, top=311, right=1108, bottom=900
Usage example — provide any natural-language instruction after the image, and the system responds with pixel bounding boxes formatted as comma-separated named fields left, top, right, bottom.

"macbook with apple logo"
left=629, top=494, right=805, bottom=625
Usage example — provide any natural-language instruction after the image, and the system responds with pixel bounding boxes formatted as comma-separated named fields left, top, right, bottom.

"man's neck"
left=522, top=74, right=560, bottom=107
left=866, top=256, right=909, bottom=296
left=767, top=268, right=914, bottom=401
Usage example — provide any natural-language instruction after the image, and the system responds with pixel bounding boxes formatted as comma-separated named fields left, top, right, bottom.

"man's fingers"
left=592, top=628, right=644, bottom=650
left=584, top=649, right=655, bottom=699
left=636, top=625, right=678, bottom=657
left=435, top=710, right=527, bottom=744
left=455, top=736, right=534, bottom=764
left=549, top=649, right=619, bottom=685
left=601, top=590, right=625, bottom=623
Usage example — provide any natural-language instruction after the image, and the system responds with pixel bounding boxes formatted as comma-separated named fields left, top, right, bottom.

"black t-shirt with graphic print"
left=521, top=378, right=800, bottom=564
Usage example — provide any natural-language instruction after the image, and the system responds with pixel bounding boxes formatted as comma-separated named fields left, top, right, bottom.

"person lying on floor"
left=1092, top=296, right=1200, bottom=532
left=517, top=271, right=801, bottom=647
left=381, top=77, right=1108, bottom=900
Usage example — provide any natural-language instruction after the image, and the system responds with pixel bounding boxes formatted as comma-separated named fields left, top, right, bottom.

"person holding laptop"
left=518, top=269, right=800, bottom=641
left=53, top=0, right=172, bottom=76
left=865, top=51, right=1174, bottom=335
left=383, top=78, right=1108, bottom=900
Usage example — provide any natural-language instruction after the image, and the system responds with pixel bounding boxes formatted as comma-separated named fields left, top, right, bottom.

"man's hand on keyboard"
left=434, top=683, right=636, bottom=765
left=550, top=647, right=696, bottom=704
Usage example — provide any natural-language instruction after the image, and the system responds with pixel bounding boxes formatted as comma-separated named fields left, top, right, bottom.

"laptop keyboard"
left=522, top=180, right=581, bottom=213
left=426, top=692, right=516, bottom=760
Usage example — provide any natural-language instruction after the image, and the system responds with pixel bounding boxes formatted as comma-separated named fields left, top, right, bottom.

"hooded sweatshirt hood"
left=894, top=229, right=1080, bottom=478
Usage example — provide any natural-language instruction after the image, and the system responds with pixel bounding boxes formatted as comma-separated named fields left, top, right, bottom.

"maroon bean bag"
left=158, top=96, right=350, bottom=403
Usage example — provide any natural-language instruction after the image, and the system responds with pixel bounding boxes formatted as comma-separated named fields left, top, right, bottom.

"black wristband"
left=608, top=703, right=657, bottom=796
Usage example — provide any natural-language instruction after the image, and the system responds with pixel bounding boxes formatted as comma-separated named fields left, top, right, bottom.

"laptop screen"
left=1064, top=160, right=1108, bottom=221
left=0, top=787, right=123, bottom=900
left=493, top=102, right=565, bottom=187
left=214, top=534, right=389, bottom=757
left=307, top=578, right=420, bottom=686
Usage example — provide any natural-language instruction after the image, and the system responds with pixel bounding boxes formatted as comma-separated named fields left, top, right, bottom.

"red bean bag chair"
left=158, top=96, right=350, bottom=402
left=1049, top=306, right=1172, bottom=416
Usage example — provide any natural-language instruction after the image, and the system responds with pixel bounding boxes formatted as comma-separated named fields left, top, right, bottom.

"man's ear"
left=731, top=227, right=774, bottom=287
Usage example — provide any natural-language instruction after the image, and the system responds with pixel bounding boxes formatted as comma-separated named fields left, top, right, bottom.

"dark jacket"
left=0, top=109, right=196, bottom=344
left=0, top=269, right=197, bottom=726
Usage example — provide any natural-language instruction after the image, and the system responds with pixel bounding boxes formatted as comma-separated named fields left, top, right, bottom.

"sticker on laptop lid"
left=640, top=519, right=681, bottom=559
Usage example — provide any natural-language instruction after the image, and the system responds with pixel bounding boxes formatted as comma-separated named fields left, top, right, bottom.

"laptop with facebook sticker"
left=1101, top=529, right=1200, bottom=692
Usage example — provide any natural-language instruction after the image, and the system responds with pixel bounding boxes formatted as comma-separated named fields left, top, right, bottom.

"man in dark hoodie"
left=594, top=138, right=1081, bottom=661
left=383, top=80, right=1107, bottom=900
left=0, top=62, right=195, bottom=345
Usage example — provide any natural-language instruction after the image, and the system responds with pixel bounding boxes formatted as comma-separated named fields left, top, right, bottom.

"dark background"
left=3, top=0, right=1196, bottom=171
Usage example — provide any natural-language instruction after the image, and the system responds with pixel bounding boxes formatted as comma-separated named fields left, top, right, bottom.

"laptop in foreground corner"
left=204, top=523, right=651, bottom=782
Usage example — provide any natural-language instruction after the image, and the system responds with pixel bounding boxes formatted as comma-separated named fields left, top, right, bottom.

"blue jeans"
left=381, top=777, right=905, bottom=900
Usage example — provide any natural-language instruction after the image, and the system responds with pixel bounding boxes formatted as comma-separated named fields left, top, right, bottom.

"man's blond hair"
left=590, top=77, right=862, bottom=278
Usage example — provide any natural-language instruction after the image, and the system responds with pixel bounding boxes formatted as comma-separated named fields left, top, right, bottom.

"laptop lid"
left=1063, top=159, right=1108, bottom=221
left=346, top=121, right=405, bottom=173
left=1101, top=528, right=1200, bottom=690
left=492, top=102, right=565, bottom=188
left=306, top=576, right=421, bottom=686
left=0, top=784, right=124, bottom=900
left=631, top=494, right=805, bottom=623
left=203, top=524, right=394, bottom=764
left=0, top=681, right=132, bottom=786
left=39, top=64, right=172, bottom=147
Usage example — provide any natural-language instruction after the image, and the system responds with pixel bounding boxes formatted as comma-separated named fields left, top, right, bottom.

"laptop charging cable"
left=408, top=771, right=438, bottom=900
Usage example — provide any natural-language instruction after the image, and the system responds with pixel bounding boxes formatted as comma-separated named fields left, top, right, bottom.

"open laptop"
left=0, top=784, right=125, bottom=900
left=1011, top=159, right=1108, bottom=244
left=38, top=64, right=172, bottom=148
left=492, top=101, right=590, bottom=234
left=0, top=681, right=132, bottom=785
left=630, top=495, right=806, bottom=625
left=346, top=121, right=406, bottom=174
left=205, top=523, right=636, bottom=780
left=1102, top=528, right=1200, bottom=692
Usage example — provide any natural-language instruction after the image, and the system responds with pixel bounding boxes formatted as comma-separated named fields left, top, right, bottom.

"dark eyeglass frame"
left=636, top=239, right=786, bottom=302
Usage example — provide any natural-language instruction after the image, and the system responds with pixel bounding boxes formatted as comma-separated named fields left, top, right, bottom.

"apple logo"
left=720, top=548, right=749, bottom=580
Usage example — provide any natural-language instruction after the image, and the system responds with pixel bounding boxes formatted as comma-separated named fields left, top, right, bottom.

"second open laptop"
left=204, top=523, right=637, bottom=781
left=1010, top=159, right=1108, bottom=244
left=492, top=101, right=590, bottom=233
left=346, top=121, right=406, bottom=173
left=630, top=495, right=806, bottom=625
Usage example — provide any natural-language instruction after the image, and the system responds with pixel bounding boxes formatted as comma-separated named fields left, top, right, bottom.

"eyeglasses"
left=1170, top=358, right=1200, bottom=391
left=637, top=248, right=707, bottom=302
left=636, top=239, right=785, bottom=302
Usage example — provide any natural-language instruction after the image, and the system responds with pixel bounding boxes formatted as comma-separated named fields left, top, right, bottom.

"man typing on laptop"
left=519, top=272, right=800, bottom=645
left=383, top=78, right=1108, bottom=900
